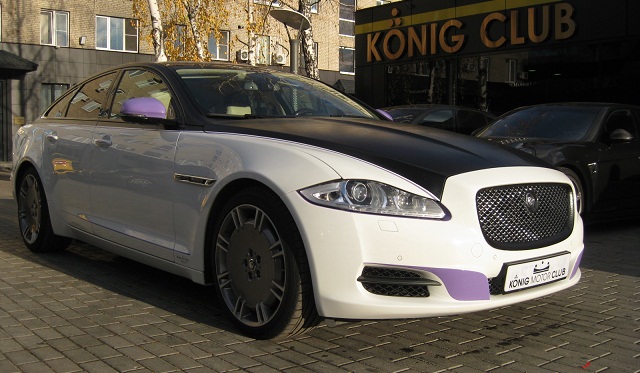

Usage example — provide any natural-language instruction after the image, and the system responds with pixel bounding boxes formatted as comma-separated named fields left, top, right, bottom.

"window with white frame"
left=41, top=83, right=69, bottom=113
left=96, top=16, right=138, bottom=52
left=376, top=0, right=391, bottom=5
left=339, top=0, right=356, bottom=37
left=208, top=30, right=230, bottom=61
left=339, top=47, right=355, bottom=74
left=311, top=1, right=319, bottom=13
left=40, top=10, right=69, bottom=47
left=254, top=0, right=281, bottom=6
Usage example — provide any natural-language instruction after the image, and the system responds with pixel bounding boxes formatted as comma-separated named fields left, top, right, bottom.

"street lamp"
left=269, top=8, right=311, bottom=74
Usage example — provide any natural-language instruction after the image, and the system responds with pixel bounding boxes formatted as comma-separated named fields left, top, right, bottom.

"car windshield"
left=477, top=106, right=604, bottom=141
left=173, top=67, right=377, bottom=119
left=384, top=108, right=428, bottom=123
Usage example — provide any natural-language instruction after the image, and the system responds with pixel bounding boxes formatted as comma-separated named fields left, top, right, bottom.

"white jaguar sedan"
left=12, top=62, right=583, bottom=339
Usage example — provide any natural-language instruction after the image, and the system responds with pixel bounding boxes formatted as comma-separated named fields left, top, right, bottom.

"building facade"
left=355, top=0, right=640, bottom=114
left=0, top=0, right=396, bottom=162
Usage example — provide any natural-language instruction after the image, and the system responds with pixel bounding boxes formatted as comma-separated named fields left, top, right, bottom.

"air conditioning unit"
left=518, top=72, right=529, bottom=80
left=236, top=50, right=249, bottom=62
left=275, top=53, right=286, bottom=65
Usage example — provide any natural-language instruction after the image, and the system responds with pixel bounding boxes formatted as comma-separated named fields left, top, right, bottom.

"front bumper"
left=287, top=167, right=584, bottom=320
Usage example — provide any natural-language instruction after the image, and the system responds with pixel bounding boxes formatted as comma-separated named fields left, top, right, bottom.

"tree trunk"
left=299, top=0, right=319, bottom=79
left=148, top=0, right=167, bottom=61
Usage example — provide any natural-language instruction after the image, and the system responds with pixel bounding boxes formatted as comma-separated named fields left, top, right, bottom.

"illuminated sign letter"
left=367, top=33, right=382, bottom=62
left=528, top=5, right=550, bottom=43
left=440, top=20, right=465, bottom=53
left=555, top=3, right=576, bottom=40
left=481, top=13, right=507, bottom=48
left=383, top=29, right=406, bottom=60
left=510, top=10, right=525, bottom=45
left=408, top=25, right=427, bottom=57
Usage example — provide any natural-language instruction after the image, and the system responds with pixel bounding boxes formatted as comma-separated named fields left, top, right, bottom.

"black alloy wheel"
left=212, top=187, right=319, bottom=339
left=17, top=168, right=71, bottom=252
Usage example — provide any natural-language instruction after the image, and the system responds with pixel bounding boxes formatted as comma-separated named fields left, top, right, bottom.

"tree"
left=133, top=0, right=230, bottom=61
left=298, top=0, right=319, bottom=79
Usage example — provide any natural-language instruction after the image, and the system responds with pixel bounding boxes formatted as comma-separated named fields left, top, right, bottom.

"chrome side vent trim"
left=174, top=174, right=216, bottom=187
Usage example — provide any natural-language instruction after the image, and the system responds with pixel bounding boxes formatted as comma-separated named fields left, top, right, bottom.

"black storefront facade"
left=355, top=0, right=640, bottom=115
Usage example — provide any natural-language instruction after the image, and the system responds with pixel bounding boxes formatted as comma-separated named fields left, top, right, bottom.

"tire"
left=16, top=168, right=72, bottom=253
left=558, top=167, right=585, bottom=216
left=212, top=187, right=319, bottom=339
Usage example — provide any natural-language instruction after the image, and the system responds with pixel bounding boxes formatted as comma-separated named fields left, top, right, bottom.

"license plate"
left=503, top=253, right=571, bottom=293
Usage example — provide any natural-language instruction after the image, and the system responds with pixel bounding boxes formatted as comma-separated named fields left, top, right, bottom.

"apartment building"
left=0, top=0, right=398, bottom=162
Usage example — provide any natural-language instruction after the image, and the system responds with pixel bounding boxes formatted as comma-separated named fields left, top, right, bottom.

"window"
left=254, top=0, right=280, bottom=5
left=66, top=71, right=118, bottom=119
left=507, top=59, right=517, bottom=83
left=40, top=10, right=69, bottom=47
left=96, top=16, right=138, bottom=52
left=110, top=69, right=176, bottom=120
left=208, top=30, right=230, bottom=61
left=339, top=47, right=355, bottom=74
left=174, top=25, right=186, bottom=55
left=41, top=84, right=69, bottom=113
left=255, top=35, right=270, bottom=65
left=311, top=1, right=319, bottom=13
left=377, top=0, right=391, bottom=5
left=339, top=0, right=356, bottom=37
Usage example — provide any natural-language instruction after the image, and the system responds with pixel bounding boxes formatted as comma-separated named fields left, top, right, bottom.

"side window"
left=44, top=86, right=78, bottom=118
left=66, top=72, right=118, bottom=119
left=458, top=110, right=488, bottom=134
left=110, top=69, right=176, bottom=120
left=421, top=110, right=454, bottom=130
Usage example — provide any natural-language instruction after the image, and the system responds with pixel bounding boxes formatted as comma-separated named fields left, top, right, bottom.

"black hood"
left=203, top=117, right=551, bottom=198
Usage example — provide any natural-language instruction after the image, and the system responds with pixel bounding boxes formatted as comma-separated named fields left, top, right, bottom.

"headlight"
left=299, top=180, right=448, bottom=219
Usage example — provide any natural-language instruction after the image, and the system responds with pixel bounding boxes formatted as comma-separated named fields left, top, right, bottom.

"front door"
left=89, top=68, right=179, bottom=261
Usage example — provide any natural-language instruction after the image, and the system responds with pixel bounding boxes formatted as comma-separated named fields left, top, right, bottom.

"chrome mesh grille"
left=476, top=183, right=573, bottom=250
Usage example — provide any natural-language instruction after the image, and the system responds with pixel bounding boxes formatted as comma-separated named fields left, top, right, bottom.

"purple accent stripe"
left=570, top=250, right=583, bottom=279
left=366, top=263, right=490, bottom=301
left=424, top=267, right=491, bottom=301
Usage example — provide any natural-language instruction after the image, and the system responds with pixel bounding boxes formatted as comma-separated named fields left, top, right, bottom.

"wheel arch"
left=202, top=178, right=293, bottom=284
left=557, top=163, right=591, bottom=214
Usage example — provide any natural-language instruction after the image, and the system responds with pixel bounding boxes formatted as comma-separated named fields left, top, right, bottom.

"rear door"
left=41, top=71, right=119, bottom=233
left=89, top=68, right=180, bottom=260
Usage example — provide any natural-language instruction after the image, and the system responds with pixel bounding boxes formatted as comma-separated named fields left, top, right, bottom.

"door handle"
left=94, top=137, right=112, bottom=149
left=45, top=133, right=59, bottom=143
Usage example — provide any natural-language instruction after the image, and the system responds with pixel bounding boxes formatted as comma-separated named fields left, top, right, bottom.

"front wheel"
left=558, top=167, right=585, bottom=216
left=212, top=187, right=319, bottom=339
left=17, top=168, right=71, bottom=252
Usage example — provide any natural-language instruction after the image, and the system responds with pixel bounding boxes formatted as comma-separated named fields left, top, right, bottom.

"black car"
left=382, top=104, right=496, bottom=135
left=476, top=102, right=640, bottom=221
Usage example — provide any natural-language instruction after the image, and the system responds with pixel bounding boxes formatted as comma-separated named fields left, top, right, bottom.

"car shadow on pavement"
left=0, top=196, right=245, bottom=339
left=581, top=218, right=640, bottom=278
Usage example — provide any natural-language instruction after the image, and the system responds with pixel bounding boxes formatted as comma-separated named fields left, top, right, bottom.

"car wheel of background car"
left=16, top=168, right=72, bottom=253
left=558, top=167, right=584, bottom=216
left=212, top=187, right=319, bottom=339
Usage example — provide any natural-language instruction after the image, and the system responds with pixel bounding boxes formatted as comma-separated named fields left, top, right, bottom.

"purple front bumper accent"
left=374, top=264, right=491, bottom=301
left=570, top=250, right=583, bottom=279
left=423, top=267, right=491, bottom=301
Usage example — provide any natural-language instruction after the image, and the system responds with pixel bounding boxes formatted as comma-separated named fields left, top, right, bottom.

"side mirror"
left=121, top=97, right=166, bottom=120
left=376, top=109, right=393, bottom=121
left=609, top=128, right=634, bottom=142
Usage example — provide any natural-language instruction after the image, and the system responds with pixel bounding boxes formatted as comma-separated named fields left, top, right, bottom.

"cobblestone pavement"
left=0, top=169, right=638, bottom=372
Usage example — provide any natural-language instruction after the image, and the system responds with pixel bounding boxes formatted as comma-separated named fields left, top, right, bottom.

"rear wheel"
left=212, top=187, right=319, bottom=339
left=558, top=167, right=585, bottom=216
left=17, top=168, right=71, bottom=252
